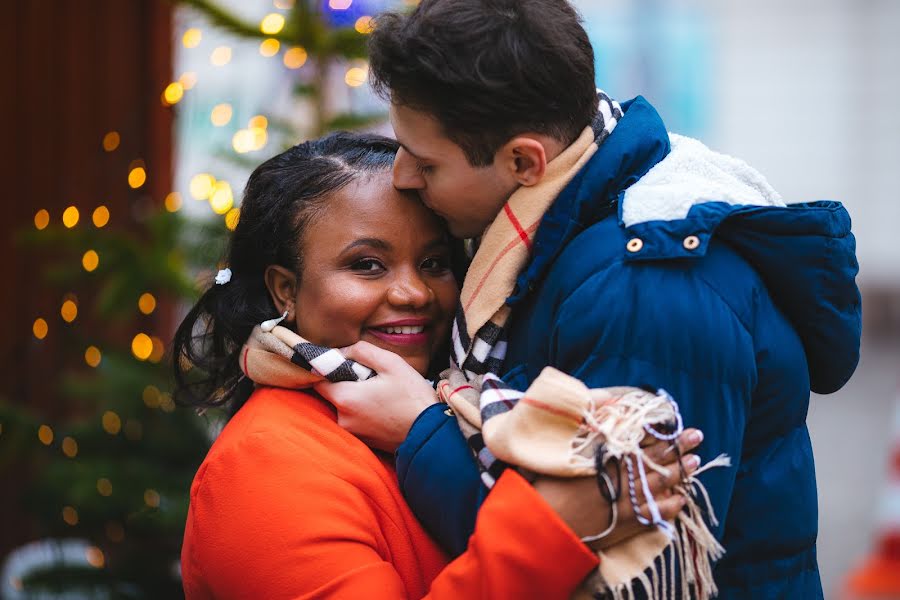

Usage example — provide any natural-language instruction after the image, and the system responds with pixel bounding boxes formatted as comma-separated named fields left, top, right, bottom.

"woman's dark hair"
left=172, top=132, right=401, bottom=415
left=368, top=0, right=598, bottom=167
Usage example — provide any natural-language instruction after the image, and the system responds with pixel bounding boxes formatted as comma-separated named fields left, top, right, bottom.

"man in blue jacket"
left=316, top=0, right=862, bottom=596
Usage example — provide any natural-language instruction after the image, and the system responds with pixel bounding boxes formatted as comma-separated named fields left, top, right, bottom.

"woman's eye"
left=421, top=256, right=450, bottom=272
left=351, top=258, right=385, bottom=272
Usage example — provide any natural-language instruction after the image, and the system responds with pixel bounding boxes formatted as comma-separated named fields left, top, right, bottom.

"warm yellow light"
left=162, top=82, right=184, bottom=106
left=225, top=207, right=241, bottom=231
left=61, top=299, right=78, bottom=323
left=179, top=71, right=198, bottom=90
left=62, top=436, right=78, bottom=458
left=164, top=192, right=182, bottom=212
left=283, top=46, right=307, bottom=69
left=210, top=103, right=233, bottom=127
left=38, top=424, right=54, bottom=445
left=62, top=506, right=78, bottom=525
left=345, top=66, right=368, bottom=87
left=210, top=181, right=234, bottom=214
left=143, top=385, right=161, bottom=408
left=97, top=478, right=113, bottom=497
left=232, top=129, right=253, bottom=154
left=259, top=38, right=280, bottom=57
left=34, top=209, right=50, bottom=230
left=144, top=489, right=161, bottom=508
left=355, top=15, right=374, bottom=34
left=33, top=318, right=48, bottom=340
left=102, top=131, right=120, bottom=152
left=250, top=127, right=268, bottom=150
left=92, top=205, right=110, bottom=228
left=149, top=336, right=165, bottom=363
left=131, top=333, right=153, bottom=361
left=128, top=166, right=147, bottom=189
left=248, top=115, right=268, bottom=129
left=85, top=346, right=102, bottom=368
left=210, top=46, right=232, bottom=66
left=183, top=28, right=202, bottom=48
left=102, top=411, right=121, bottom=435
left=260, top=13, right=285, bottom=35
left=62, top=206, right=80, bottom=228
left=82, top=250, right=99, bottom=272
left=138, top=292, right=157, bottom=315
left=190, top=173, right=216, bottom=200
left=274, top=0, right=295, bottom=8
left=85, top=546, right=105, bottom=568
left=329, top=0, right=352, bottom=9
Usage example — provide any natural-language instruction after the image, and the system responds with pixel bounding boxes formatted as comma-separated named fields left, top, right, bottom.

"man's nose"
left=393, top=147, right=426, bottom=191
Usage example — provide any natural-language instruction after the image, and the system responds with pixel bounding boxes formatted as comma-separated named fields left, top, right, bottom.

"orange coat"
left=181, top=387, right=598, bottom=599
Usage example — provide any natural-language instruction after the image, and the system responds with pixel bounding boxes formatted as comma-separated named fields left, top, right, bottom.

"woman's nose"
left=387, top=274, right=433, bottom=309
left=393, top=147, right=425, bottom=191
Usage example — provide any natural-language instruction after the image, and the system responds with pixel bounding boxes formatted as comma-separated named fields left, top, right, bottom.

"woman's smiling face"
left=290, top=171, right=459, bottom=375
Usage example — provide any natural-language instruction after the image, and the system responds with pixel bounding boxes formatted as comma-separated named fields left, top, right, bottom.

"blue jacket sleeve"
left=395, top=403, right=487, bottom=557
left=548, top=260, right=757, bottom=538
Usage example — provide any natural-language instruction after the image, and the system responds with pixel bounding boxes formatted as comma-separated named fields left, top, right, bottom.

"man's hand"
left=533, top=428, right=704, bottom=550
left=314, top=341, right=438, bottom=453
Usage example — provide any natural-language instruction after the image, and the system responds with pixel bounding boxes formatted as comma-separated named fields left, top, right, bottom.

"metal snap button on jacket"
left=626, top=238, right=643, bottom=252
left=683, top=235, right=700, bottom=250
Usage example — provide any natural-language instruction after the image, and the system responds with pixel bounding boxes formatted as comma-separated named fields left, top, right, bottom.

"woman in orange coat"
left=173, top=132, right=699, bottom=599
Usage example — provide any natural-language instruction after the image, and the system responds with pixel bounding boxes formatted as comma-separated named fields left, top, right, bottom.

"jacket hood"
left=512, top=98, right=861, bottom=394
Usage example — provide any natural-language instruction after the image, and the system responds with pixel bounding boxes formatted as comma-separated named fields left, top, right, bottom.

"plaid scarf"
left=450, top=92, right=623, bottom=485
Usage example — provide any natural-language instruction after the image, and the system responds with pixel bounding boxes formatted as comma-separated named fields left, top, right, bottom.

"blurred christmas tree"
left=1, top=0, right=388, bottom=596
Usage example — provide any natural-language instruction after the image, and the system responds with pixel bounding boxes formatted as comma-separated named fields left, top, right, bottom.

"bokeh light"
left=329, top=0, right=352, bottom=9
left=82, top=250, right=99, bottom=272
left=62, top=506, right=78, bottom=525
left=62, top=436, right=78, bottom=458
left=85, top=546, right=105, bottom=568
left=131, top=333, right=153, bottom=361
left=34, top=209, right=50, bottom=230
left=259, top=38, right=280, bottom=57
left=102, top=131, right=120, bottom=152
left=190, top=173, right=215, bottom=200
left=210, top=103, right=233, bottom=126
left=355, top=16, right=374, bottom=34
left=248, top=115, right=268, bottom=129
left=182, top=28, right=202, bottom=48
left=162, top=82, right=184, bottom=106
left=128, top=166, right=147, bottom=189
left=61, top=299, right=78, bottom=323
left=283, top=46, right=307, bottom=69
left=143, top=385, right=161, bottom=409
left=102, top=411, right=121, bottom=435
left=164, top=192, right=182, bottom=212
left=62, top=206, right=79, bottom=228
left=260, top=13, right=285, bottom=35
left=345, top=66, right=368, bottom=87
left=38, top=424, right=53, bottom=445
left=138, top=292, right=157, bottom=315
left=97, top=478, right=113, bottom=496
left=210, top=46, right=232, bottom=66
left=84, top=346, right=101, bottom=368
left=33, top=318, right=48, bottom=340
left=209, top=181, right=234, bottom=214
left=92, top=206, right=110, bottom=228
left=144, top=489, right=161, bottom=508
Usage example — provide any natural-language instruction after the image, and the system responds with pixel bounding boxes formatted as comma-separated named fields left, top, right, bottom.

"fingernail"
left=688, top=429, right=703, bottom=445
left=684, top=454, right=701, bottom=470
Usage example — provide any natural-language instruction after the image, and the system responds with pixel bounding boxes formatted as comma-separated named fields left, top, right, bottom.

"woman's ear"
left=264, top=265, right=297, bottom=317
left=498, top=136, right=548, bottom=187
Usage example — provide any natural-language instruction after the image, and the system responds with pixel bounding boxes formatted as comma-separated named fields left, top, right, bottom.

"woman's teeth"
left=377, top=325, right=425, bottom=335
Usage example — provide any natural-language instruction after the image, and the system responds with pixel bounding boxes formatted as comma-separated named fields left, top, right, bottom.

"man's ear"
left=264, top=265, right=297, bottom=316
left=498, top=136, right=548, bottom=187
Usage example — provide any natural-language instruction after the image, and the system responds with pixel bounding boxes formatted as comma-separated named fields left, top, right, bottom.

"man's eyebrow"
left=400, top=143, right=430, bottom=163
left=341, top=238, right=392, bottom=253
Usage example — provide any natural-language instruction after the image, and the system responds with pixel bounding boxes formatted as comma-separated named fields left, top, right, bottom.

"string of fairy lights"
left=18, top=0, right=399, bottom=576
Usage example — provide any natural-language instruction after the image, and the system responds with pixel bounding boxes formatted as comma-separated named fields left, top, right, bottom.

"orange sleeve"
left=183, top=432, right=597, bottom=599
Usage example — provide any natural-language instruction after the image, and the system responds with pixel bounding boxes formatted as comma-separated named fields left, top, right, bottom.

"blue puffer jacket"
left=396, top=97, right=861, bottom=599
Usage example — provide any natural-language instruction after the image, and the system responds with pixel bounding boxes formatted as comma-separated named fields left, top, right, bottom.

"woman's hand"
left=314, top=341, right=438, bottom=453
left=532, top=428, right=704, bottom=550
